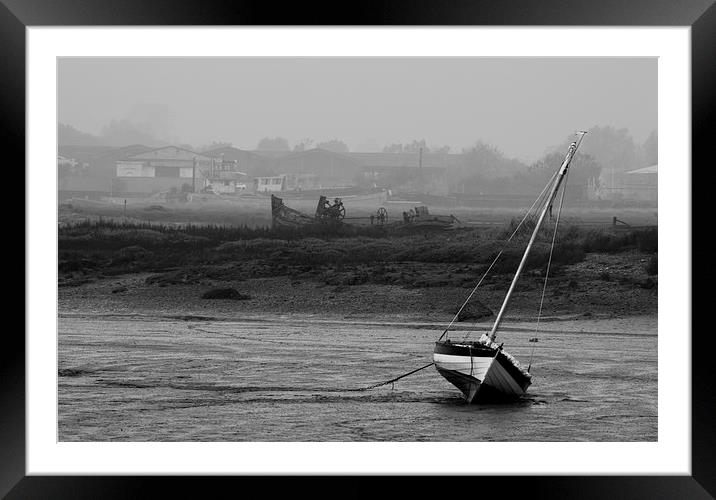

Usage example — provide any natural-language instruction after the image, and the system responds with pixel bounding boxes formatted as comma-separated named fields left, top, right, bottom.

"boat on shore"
left=270, top=194, right=317, bottom=228
left=393, top=205, right=461, bottom=232
left=433, top=133, right=587, bottom=403
left=433, top=335, right=533, bottom=402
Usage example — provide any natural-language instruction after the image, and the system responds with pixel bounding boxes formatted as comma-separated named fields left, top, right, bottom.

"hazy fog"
left=58, top=57, right=656, bottom=162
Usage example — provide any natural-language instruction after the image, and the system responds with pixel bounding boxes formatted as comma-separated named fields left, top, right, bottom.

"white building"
left=114, top=146, right=214, bottom=194
left=254, top=175, right=286, bottom=192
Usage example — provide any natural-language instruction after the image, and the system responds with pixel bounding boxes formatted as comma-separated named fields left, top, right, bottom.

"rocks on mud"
left=639, top=277, right=656, bottom=289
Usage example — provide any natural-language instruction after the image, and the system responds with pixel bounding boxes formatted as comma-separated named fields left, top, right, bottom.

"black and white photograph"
left=0, top=0, right=711, bottom=489
left=56, top=55, right=660, bottom=442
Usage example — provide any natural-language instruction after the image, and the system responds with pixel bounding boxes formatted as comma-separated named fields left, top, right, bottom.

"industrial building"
left=115, top=146, right=215, bottom=194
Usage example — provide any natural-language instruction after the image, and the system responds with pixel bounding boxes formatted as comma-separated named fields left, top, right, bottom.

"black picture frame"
left=4, top=0, right=713, bottom=497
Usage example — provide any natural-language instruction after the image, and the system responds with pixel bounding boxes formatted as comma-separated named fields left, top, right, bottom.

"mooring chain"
left=351, top=362, right=435, bottom=391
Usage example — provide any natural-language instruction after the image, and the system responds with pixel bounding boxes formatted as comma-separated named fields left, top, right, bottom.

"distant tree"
left=527, top=152, right=602, bottom=197
left=456, top=151, right=600, bottom=200
left=380, top=141, right=449, bottom=155
left=642, top=130, right=657, bottom=166
left=315, top=139, right=349, bottom=153
left=197, top=141, right=232, bottom=153
left=257, top=136, right=290, bottom=151
left=58, top=123, right=100, bottom=146
left=101, top=118, right=159, bottom=147
left=459, top=141, right=526, bottom=178
left=558, top=126, right=639, bottom=174
left=382, top=139, right=431, bottom=154
left=403, top=139, right=428, bottom=153
left=449, top=141, right=527, bottom=194
left=382, top=143, right=404, bottom=153
left=293, top=138, right=314, bottom=152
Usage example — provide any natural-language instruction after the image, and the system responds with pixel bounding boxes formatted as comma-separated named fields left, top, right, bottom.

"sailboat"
left=433, top=133, right=587, bottom=403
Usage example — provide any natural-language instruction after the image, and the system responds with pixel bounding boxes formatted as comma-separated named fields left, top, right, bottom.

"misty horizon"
left=58, top=57, right=656, bottom=163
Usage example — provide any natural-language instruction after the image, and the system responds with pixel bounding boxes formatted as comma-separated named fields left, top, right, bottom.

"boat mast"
left=488, top=132, right=587, bottom=342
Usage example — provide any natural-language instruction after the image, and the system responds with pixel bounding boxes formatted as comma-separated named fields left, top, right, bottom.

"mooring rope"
left=438, top=168, right=561, bottom=343
left=351, top=361, right=435, bottom=391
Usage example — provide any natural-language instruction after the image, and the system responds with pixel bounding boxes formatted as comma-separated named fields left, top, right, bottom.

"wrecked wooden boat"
left=270, top=194, right=317, bottom=228
left=271, top=194, right=349, bottom=228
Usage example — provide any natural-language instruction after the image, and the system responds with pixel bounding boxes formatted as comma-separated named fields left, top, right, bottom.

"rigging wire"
left=528, top=168, right=570, bottom=372
left=460, top=173, right=564, bottom=343
left=525, top=173, right=558, bottom=229
left=438, top=168, right=561, bottom=343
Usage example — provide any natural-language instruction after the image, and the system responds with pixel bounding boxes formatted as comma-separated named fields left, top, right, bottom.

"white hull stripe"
left=433, top=353, right=494, bottom=382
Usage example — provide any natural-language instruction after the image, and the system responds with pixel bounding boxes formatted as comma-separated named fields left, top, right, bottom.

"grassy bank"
left=59, top=219, right=657, bottom=287
left=57, top=220, right=657, bottom=320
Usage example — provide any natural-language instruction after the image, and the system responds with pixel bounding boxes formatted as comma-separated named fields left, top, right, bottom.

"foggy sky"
left=58, top=57, right=656, bottom=162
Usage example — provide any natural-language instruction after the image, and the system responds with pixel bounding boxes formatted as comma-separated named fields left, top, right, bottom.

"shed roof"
left=128, top=146, right=213, bottom=161
left=251, top=150, right=293, bottom=159
left=202, top=146, right=267, bottom=161
left=59, top=144, right=154, bottom=166
left=626, top=165, right=658, bottom=175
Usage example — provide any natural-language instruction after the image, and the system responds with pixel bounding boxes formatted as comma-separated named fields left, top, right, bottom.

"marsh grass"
left=58, top=220, right=657, bottom=282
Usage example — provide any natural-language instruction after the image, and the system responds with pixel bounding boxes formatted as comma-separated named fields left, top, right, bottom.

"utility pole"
left=192, top=156, right=196, bottom=193
left=611, top=166, right=614, bottom=200
left=419, top=147, right=423, bottom=192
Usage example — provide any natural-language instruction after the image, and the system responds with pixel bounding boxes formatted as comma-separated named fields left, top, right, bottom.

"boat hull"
left=433, top=341, right=532, bottom=403
left=271, top=194, right=318, bottom=228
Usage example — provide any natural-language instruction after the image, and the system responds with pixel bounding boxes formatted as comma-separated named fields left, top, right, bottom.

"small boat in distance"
left=433, top=133, right=587, bottom=403
left=394, top=205, right=461, bottom=232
